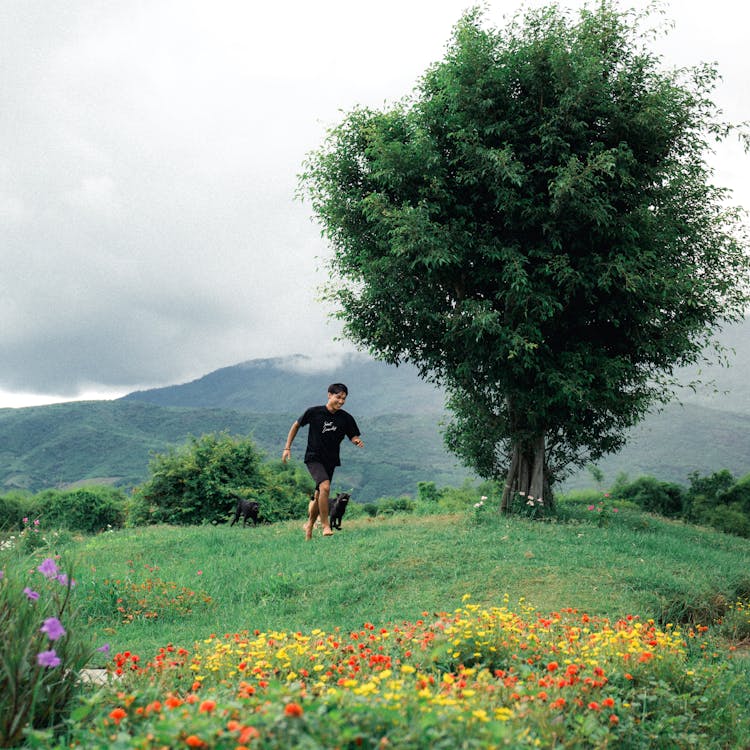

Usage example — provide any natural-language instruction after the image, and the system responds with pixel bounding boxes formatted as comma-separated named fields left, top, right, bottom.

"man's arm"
left=282, top=421, right=300, bottom=462
left=350, top=435, right=364, bottom=448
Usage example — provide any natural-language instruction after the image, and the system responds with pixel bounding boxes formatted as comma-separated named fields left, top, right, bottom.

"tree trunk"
left=500, top=434, right=552, bottom=513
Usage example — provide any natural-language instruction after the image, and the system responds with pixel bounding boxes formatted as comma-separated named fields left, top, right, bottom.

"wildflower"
left=284, top=702, right=304, bottom=717
left=37, top=649, right=61, bottom=668
left=109, top=707, right=127, bottom=725
left=609, top=714, right=620, bottom=725
left=97, top=643, right=110, bottom=655
left=23, top=587, right=39, bottom=600
left=198, top=699, right=216, bottom=713
left=587, top=505, right=595, bottom=511
left=37, top=558, right=59, bottom=578
left=588, top=701, right=601, bottom=711
left=546, top=661, right=559, bottom=672
left=40, top=617, right=66, bottom=641
left=185, top=735, right=206, bottom=748
left=0, top=570, right=4, bottom=580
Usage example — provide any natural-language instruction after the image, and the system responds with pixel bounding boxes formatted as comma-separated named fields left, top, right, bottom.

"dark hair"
left=328, top=383, right=348, bottom=395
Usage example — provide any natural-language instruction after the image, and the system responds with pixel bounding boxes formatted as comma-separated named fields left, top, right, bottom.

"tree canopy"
left=300, top=2, right=749, bottom=510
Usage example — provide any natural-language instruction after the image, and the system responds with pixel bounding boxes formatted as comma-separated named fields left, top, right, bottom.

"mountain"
left=120, top=355, right=446, bottom=416
left=0, top=361, right=468, bottom=502
left=2, top=319, right=749, bottom=499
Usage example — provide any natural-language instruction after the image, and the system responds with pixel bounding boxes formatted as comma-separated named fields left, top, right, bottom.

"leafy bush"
left=375, top=496, right=416, bottom=515
left=0, top=550, right=108, bottom=746
left=610, top=475, right=686, bottom=518
left=138, top=433, right=266, bottom=525
left=0, top=491, right=35, bottom=531
left=32, top=487, right=126, bottom=534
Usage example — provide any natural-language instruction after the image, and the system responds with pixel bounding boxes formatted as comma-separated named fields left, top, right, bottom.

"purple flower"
left=40, top=617, right=66, bottom=641
left=23, top=587, right=40, bottom=600
left=37, top=558, right=59, bottom=579
left=97, top=643, right=111, bottom=655
left=56, top=573, right=75, bottom=587
left=0, top=570, right=4, bottom=581
left=37, top=649, right=61, bottom=668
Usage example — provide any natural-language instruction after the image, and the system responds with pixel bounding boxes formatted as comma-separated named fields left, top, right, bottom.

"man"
left=282, top=383, right=363, bottom=539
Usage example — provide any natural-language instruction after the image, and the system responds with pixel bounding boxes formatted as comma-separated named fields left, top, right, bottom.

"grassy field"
left=5, top=500, right=750, bottom=748
left=68, top=502, right=750, bottom=658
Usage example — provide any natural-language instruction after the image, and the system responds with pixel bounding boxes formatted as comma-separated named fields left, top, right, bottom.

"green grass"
left=66, top=503, right=750, bottom=659
left=6, top=501, right=750, bottom=748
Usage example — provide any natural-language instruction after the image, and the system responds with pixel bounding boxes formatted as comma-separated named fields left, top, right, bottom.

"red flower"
left=185, top=735, right=206, bottom=748
left=198, top=699, right=216, bottom=713
left=109, top=707, right=127, bottom=725
left=284, top=702, right=304, bottom=717
left=546, top=661, right=559, bottom=672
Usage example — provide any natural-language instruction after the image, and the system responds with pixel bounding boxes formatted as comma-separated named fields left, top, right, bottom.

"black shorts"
left=306, top=462, right=336, bottom=490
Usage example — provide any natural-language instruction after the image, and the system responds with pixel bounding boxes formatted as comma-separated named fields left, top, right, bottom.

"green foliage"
left=301, top=2, right=750, bottom=498
left=0, top=488, right=126, bottom=535
left=610, top=475, right=686, bottom=518
left=35, top=487, right=126, bottom=534
left=0, top=491, right=32, bottom=531
left=0, top=550, right=103, bottom=746
left=138, top=433, right=265, bottom=526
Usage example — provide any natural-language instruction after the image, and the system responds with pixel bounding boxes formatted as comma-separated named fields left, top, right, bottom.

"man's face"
left=327, top=390, right=347, bottom=412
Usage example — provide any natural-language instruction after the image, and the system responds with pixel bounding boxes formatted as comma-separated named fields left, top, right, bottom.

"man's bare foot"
left=322, top=527, right=334, bottom=537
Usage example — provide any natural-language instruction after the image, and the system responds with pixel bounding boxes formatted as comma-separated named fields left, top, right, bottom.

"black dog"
left=328, top=492, right=351, bottom=530
left=230, top=495, right=259, bottom=526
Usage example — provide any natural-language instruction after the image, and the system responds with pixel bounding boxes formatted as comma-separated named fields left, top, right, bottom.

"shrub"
left=0, top=491, right=35, bottom=531
left=610, top=476, right=686, bottom=518
left=376, top=496, right=415, bottom=515
left=33, top=487, right=126, bottom=534
left=140, top=433, right=266, bottom=525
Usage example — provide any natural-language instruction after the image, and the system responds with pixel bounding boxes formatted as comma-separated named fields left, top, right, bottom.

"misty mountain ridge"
left=121, top=353, right=448, bottom=416
left=1, top=319, right=748, bottom=498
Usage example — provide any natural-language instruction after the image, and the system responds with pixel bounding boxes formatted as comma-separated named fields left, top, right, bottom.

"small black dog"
left=230, top=495, right=259, bottom=526
left=328, top=492, right=351, bottom=530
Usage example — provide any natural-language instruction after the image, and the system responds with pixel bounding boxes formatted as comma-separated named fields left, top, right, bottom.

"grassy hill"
left=21, top=505, right=747, bottom=747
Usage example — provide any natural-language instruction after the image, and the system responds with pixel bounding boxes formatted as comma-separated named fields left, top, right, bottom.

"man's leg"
left=304, top=489, right=319, bottom=540
left=318, top=479, right=333, bottom=536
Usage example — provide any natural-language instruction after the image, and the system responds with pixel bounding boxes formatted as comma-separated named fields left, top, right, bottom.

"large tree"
left=300, top=3, right=749, bottom=511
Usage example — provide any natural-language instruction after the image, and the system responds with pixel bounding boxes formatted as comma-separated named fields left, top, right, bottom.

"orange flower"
left=284, top=702, right=304, bottom=717
left=602, top=697, right=615, bottom=708
left=185, top=735, right=206, bottom=748
left=588, top=701, right=601, bottom=711
left=109, top=707, right=127, bottom=725
left=239, top=726, right=260, bottom=743
left=546, top=661, right=559, bottom=672
left=551, top=698, right=566, bottom=709
left=609, top=714, right=620, bottom=725
left=199, top=699, right=216, bottom=713
left=166, top=695, right=184, bottom=709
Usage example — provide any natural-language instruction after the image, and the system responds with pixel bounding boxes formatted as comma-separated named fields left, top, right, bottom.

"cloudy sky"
left=1, top=0, right=748, bottom=408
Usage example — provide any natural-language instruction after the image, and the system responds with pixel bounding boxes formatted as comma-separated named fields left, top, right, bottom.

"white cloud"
left=0, top=0, right=748, bottom=407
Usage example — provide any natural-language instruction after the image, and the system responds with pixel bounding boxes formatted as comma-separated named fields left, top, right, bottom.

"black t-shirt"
left=297, top=405, right=360, bottom=467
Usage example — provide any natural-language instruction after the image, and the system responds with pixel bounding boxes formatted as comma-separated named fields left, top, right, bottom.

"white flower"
left=526, top=499, right=535, bottom=506
left=474, top=501, right=485, bottom=508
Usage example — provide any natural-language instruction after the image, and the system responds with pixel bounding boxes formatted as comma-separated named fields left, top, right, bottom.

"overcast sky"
left=1, top=0, right=748, bottom=408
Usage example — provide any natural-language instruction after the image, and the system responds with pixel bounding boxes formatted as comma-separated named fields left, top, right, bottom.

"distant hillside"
left=121, top=355, right=446, bottom=416
left=0, top=400, right=469, bottom=502
left=2, top=319, right=748, bottom=499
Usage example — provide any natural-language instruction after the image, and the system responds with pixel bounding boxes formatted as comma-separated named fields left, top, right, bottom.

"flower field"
left=31, top=595, right=748, bottom=749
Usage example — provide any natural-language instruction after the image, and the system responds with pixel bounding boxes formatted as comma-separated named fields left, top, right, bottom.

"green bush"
left=32, top=487, right=126, bottom=534
left=376, top=496, right=416, bottom=515
left=610, top=475, right=686, bottom=518
left=0, top=491, right=34, bottom=531
left=140, top=433, right=266, bottom=525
